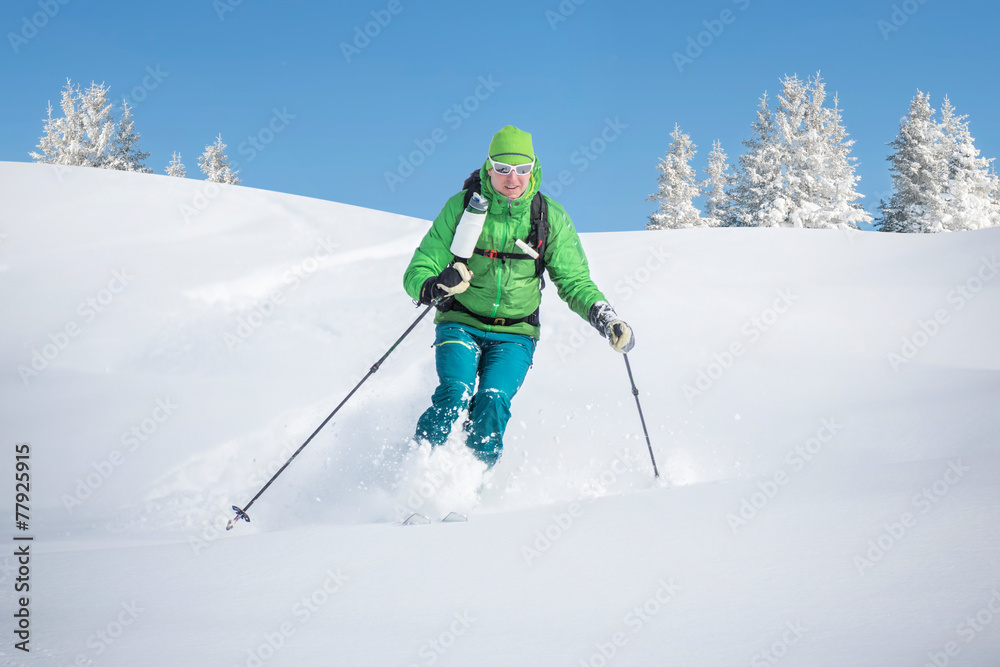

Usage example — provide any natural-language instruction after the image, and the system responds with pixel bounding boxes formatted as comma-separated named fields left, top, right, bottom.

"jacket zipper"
left=490, top=199, right=511, bottom=321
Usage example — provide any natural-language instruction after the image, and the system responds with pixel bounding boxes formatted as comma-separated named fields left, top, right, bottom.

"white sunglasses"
left=489, top=156, right=534, bottom=176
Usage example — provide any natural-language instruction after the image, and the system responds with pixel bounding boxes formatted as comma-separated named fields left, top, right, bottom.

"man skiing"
left=403, top=125, right=634, bottom=467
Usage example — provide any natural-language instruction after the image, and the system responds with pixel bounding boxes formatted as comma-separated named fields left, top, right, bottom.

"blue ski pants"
left=415, top=323, right=536, bottom=466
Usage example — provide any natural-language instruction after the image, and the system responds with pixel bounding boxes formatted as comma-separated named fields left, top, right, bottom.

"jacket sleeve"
left=542, top=198, right=607, bottom=321
left=403, top=192, right=466, bottom=301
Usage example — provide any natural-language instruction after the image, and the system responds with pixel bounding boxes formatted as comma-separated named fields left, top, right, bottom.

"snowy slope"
left=2, top=161, right=999, bottom=666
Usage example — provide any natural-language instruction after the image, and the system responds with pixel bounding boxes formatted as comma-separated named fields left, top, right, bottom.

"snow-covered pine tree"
left=30, top=80, right=86, bottom=166
left=30, top=101, right=66, bottom=165
left=729, top=93, right=786, bottom=227
left=993, top=169, right=1000, bottom=228
left=646, top=124, right=703, bottom=229
left=199, top=135, right=240, bottom=185
left=730, top=75, right=869, bottom=229
left=107, top=99, right=152, bottom=173
left=936, top=96, right=999, bottom=231
left=30, top=79, right=125, bottom=170
left=770, top=74, right=870, bottom=229
left=804, top=85, right=871, bottom=229
left=78, top=82, right=116, bottom=168
left=166, top=152, right=186, bottom=178
left=703, top=140, right=732, bottom=227
left=879, top=91, right=949, bottom=233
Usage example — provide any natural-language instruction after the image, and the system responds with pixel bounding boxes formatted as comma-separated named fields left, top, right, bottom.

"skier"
left=403, top=125, right=634, bottom=467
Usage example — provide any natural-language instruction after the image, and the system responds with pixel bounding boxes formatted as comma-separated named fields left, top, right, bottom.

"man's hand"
left=420, top=262, right=474, bottom=304
left=588, top=301, right=636, bottom=354
left=608, top=321, right=634, bottom=354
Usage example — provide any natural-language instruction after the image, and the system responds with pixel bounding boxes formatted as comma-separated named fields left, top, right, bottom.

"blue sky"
left=2, top=0, right=998, bottom=233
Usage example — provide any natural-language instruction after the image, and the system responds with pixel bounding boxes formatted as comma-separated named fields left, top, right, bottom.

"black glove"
left=419, top=262, right=473, bottom=304
left=588, top=301, right=635, bottom=353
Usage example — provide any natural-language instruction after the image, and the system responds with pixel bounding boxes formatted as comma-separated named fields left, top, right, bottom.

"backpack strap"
left=472, top=247, right=535, bottom=261
left=528, top=192, right=549, bottom=288
left=461, top=170, right=481, bottom=209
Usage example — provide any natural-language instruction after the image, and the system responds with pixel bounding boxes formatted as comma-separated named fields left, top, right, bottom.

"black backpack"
left=461, top=170, right=549, bottom=287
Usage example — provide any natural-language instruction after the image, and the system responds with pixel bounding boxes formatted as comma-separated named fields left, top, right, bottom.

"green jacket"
left=403, top=158, right=607, bottom=339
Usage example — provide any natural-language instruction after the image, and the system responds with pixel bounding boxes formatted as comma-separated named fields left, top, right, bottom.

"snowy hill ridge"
left=2, top=161, right=999, bottom=666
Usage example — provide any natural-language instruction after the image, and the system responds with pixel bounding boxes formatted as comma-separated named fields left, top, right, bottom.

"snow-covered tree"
left=732, top=74, right=869, bottom=229
left=993, top=171, right=1000, bottom=224
left=646, top=124, right=703, bottom=229
left=77, top=82, right=116, bottom=168
left=30, top=79, right=148, bottom=173
left=166, top=152, right=186, bottom=178
left=729, top=93, right=786, bottom=227
left=31, top=101, right=68, bottom=165
left=935, top=97, right=999, bottom=230
left=702, top=140, right=733, bottom=227
left=30, top=80, right=95, bottom=166
left=199, top=135, right=240, bottom=184
left=107, top=99, right=152, bottom=173
left=879, top=92, right=951, bottom=233
left=798, top=83, right=871, bottom=229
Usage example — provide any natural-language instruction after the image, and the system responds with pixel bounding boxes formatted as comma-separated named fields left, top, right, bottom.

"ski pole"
left=623, top=352, right=659, bottom=479
left=227, top=298, right=442, bottom=530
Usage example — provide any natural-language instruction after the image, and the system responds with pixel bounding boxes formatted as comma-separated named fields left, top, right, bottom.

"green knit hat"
left=488, top=125, right=534, bottom=165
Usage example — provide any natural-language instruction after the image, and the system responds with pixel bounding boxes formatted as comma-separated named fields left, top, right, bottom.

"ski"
left=401, top=512, right=468, bottom=525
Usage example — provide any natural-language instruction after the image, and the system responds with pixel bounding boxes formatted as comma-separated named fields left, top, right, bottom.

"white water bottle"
left=450, top=192, right=488, bottom=260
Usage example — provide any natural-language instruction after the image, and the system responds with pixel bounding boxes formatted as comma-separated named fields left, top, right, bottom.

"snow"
left=2, top=161, right=1000, bottom=666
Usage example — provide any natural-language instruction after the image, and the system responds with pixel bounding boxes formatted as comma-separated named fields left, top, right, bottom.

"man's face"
left=488, top=166, right=532, bottom=200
